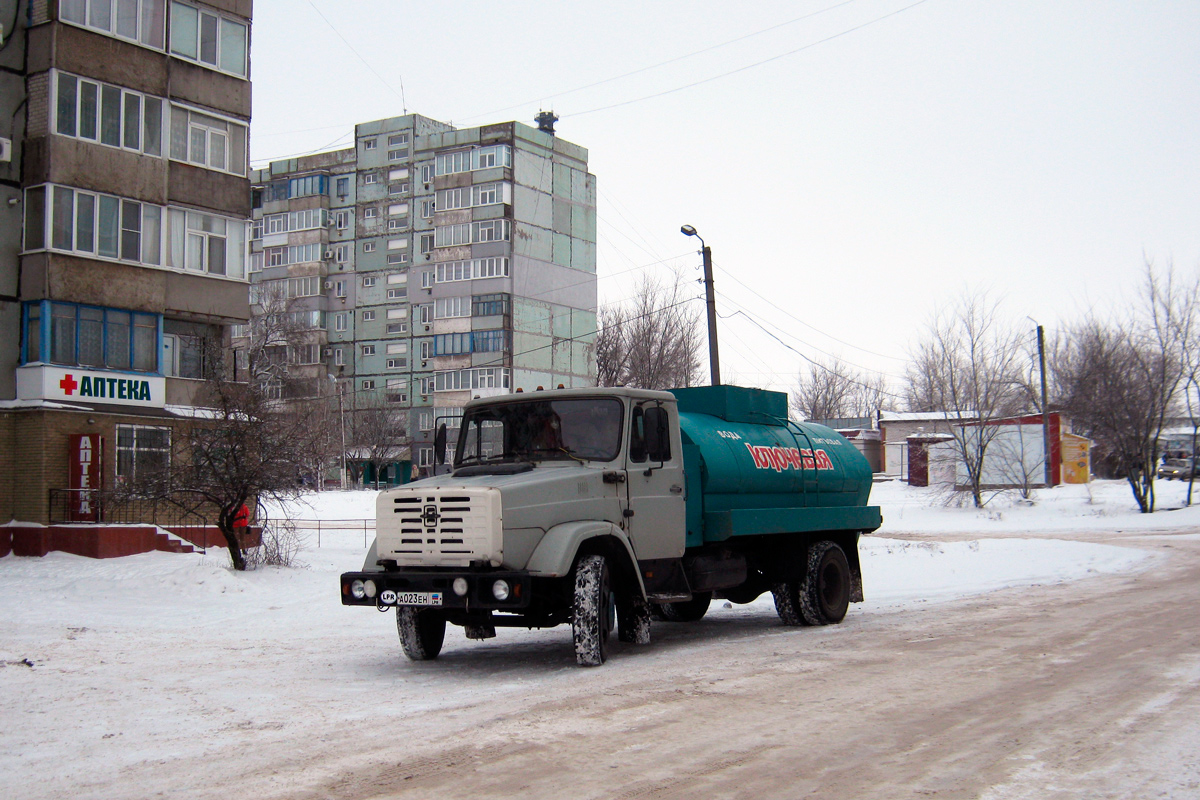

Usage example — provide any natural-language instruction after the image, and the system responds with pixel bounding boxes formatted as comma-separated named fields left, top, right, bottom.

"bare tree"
left=1055, top=265, right=1193, bottom=512
left=596, top=272, right=703, bottom=390
left=349, top=393, right=409, bottom=488
left=791, top=355, right=888, bottom=423
left=905, top=290, right=1027, bottom=507
left=139, top=344, right=324, bottom=570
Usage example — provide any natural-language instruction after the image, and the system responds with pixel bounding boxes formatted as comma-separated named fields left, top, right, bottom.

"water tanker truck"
left=339, top=385, right=882, bottom=666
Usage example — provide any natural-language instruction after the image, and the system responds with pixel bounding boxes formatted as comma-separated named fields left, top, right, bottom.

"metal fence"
left=48, top=489, right=211, bottom=530
left=288, top=518, right=375, bottom=548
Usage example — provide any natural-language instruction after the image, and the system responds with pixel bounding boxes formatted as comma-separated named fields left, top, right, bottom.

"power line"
left=457, top=0, right=867, bottom=124
left=305, top=0, right=406, bottom=113
left=569, top=0, right=929, bottom=118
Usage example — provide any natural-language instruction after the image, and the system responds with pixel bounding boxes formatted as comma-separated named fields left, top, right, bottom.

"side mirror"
left=434, top=423, right=447, bottom=465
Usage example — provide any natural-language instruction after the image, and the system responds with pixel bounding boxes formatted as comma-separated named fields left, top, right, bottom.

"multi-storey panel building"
left=244, top=114, right=596, bottom=474
left=0, top=0, right=254, bottom=524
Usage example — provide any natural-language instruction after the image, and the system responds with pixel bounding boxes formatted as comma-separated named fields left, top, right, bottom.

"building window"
left=334, top=312, right=347, bottom=332
left=334, top=280, right=347, bottom=298
left=335, top=176, right=350, bottom=197
left=433, top=296, right=470, bottom=319
left=388, top=182, right=410, bottom=196
left=387, top=342, right=408, bottom=355
left=386, top=358, right=407, bottom=369
left=436, top=257, right=509, bottom=282
left=388, top=148, right=409, bottom=161
left=472, top=293, right=510, bottom=317
left=60, top=0, right=166, bottom=49
left=386, top=287, right=406, bottom=300
left=472, top=182, right=503, bottom=206
left=387, top=237, right=408, bottom=251
left=169, top=104, right=247, bottom=175
left=24, top=301, right=158, bottom=371
left=388, top=133, right=410, bottom=146
left=287, top=175, right=327, bottom=199
left=362, top=379, right=375, bottom=390
left=334, top=348, right=344, bottom=366
left=250, top=219, right=263, bottom=240
left=361, top=277, right=377, bottom=290
left=54, top=71, right=164, bottom=157
left=388, top=216, right=409, bottom=230
left=115, top=425, right=171, bottom=485
left=419, top=233, right=434, bottom=253
left=249, top=252, right=262, bottom=272
left=420, top=340, right=432, bottom=359
left=386, top=323, right=407, bottom=335
left=289, top=343, right=320, bottom=365
left=363, top=241, right=376, bottom=253
left=362, top=310, right=376, bottom=321
left=169, top=1, right=248, bottom=77
left=434, top=367, right=510, bottom=392
left=472, top=219, right=510, bottom=243
left=363, top=173, right=378, bottom=185
left=334, top=243, right=350, bottom=264
left=473, top=329, right=508, bottom=353
left=362, top=138, right=377, bottom=150
left=435, top=145, right=512, bottom=176
left=421, top=200, right=434, bottom=218
left=387, top=253, right=408, bottom=265
left=387, top=307, right=408, bottom=320
left=421, top=271, right=434, bottom=289
left=334, top=210, right=349, bottom=230
left=362, top=345, right=375, bottom=356
left=434, top=332, right=470, bottom=356
left=434, top=223, right=470, bottom=248
left=364, top=207, right=378, bottom=219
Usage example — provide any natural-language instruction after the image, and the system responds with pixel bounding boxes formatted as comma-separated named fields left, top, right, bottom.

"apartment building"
left=0, top=0, right=254, bottom=524
left=244, top=113, right=597, bottom=475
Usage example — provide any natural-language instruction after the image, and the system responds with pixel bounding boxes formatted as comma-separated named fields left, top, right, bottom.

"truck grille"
left=375, top=487, right=503, bottom=567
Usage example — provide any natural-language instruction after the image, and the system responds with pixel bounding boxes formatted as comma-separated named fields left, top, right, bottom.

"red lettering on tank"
left=745, top=443, right=838, bottom=472
left=815, top=449, right=834, bottom=470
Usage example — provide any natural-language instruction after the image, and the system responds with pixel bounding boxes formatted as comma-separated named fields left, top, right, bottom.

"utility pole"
left=1036, top=324, right=1051, bottom=487
left=330, top=374, right=347, bottom=489
left=681, top=225, right=721, bottom=386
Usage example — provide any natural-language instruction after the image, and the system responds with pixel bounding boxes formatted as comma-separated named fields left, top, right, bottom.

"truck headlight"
left=453, top=577, right=469, bottom=596
left=351, top=580, right=366, bottom=600
left=364, top=580, right=377, bottom=599
left=492, top=579, right=511, bottom=601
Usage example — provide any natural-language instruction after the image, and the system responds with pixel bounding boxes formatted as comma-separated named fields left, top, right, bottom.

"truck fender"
left=525, top=520, right=647, bottom=597
left=360, top=538, right=384, bottom=573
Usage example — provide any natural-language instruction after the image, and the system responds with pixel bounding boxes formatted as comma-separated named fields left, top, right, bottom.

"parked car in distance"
left=1157, top=458, right=1197, bottom=480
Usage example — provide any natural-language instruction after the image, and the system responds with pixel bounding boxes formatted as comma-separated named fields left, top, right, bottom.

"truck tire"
left=652, top=592, right=712, bottom=622
left=773, top=541, right=851, bottom=626
left=396, top=606, right=446, bottom=661
left=572, top=554, right=613, bottom=666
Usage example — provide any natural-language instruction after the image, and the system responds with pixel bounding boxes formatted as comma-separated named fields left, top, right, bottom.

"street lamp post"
left=680, top=225, right=721, bottom=386
left=329, top=374, right=347, bottom=489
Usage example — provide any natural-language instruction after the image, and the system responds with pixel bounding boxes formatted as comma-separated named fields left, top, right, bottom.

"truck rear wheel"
left=397, top=606, right=446, bottom=661
left=652, top=592, right=712, bottom=622
left=773, top=541, right=851, bottom=626
left=572, top=554, right=613, bottom=666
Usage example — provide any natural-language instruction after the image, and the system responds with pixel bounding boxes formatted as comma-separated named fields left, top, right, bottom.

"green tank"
left=672, top=386, right=881, bottom=547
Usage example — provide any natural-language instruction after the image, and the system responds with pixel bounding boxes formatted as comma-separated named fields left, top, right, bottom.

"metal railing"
left=48, top=489, right=211, bottom=533
left=288, top=518, right=375, bottom=548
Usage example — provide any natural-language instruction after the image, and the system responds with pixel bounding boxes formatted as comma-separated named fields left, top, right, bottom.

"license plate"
left=393, top=591, right=442, bottom=606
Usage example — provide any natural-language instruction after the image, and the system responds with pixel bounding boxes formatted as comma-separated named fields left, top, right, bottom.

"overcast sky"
left=248, top=0, right=1200, bottom=400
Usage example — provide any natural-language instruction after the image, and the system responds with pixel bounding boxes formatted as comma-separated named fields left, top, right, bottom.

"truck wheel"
left=801, top=541, right=851, bottom=624
left=396, top=607, right=446, bottom=661
left=773, top=541, right=851, bottom=626
left=572, top=554, right=613, bottom=666
left=652, top=592, right=712, bottom=622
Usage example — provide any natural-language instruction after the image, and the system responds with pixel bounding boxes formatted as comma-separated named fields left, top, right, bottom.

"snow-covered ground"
left=1, top=478, right=1197, bottom=798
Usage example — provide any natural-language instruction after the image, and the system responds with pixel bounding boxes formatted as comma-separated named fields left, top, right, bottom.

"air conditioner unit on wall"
left=324, top=250, right=335, bottom=260
left=323, top=280, right=333, bottom=289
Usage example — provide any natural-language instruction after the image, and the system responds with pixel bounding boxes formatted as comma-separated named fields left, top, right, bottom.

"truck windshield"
left=456, top=397, right=624, bottom=466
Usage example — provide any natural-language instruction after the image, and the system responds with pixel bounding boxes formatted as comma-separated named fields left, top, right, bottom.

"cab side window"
left=630, top=406, right=671, bottom=463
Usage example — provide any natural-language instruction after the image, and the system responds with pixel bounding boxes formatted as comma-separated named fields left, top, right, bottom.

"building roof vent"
left=535, top=110, right=558, bottom=134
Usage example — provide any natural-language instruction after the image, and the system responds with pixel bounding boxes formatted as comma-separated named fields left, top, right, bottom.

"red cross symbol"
left=59, top=374, right=78, bottom=395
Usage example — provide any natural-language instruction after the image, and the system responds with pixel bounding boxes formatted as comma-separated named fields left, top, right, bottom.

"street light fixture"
left=681, top=225, right=721, bottom=386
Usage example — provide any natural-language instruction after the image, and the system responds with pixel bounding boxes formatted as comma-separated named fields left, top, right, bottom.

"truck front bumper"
left=339, top=570, right=532, bottom=610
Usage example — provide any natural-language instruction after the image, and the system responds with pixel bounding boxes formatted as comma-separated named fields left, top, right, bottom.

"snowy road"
left=300, top=532, right=1200, bottom=800
left=3, top=482, right=1200, bottom=798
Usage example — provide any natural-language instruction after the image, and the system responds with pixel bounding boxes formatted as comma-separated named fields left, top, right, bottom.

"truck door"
left=625, top=402, right=686, bottom=561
